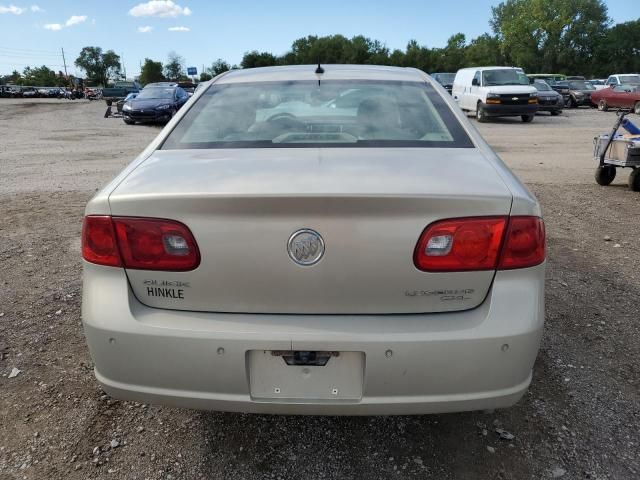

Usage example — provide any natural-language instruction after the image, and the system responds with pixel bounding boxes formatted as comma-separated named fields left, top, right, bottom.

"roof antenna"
left=315, top=58, right=324, bottom=86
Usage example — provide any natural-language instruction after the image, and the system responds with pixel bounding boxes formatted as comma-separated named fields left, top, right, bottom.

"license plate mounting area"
left=248, top=350, right=364, bottom=401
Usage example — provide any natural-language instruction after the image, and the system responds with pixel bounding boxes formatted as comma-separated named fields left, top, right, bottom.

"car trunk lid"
left=109, top=148, right=512, bottom=314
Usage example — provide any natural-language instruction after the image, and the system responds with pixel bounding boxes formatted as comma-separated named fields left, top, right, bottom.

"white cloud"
left=129, top=0, right=191, bottom=18
left=65, top=15, right=86, bottom=26
left=0, top=4, right=24, bottom=14
left=137, top=25, right=153, bottom=33
left=30, top=4, right=42, bottom=12
left=43, top=15, right=87, bottom=31
left=168, top=26, right=189, bottom=32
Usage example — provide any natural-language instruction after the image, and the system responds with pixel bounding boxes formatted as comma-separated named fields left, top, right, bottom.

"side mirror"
left=471, top=78, right=479, bottom=86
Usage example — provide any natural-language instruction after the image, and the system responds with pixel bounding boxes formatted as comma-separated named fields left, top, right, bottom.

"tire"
left=598, top=100, right=608, bottom=112
left=521, top=115, right=534, bottom=123
left=595, top=165, right=616, bottom=186
left=476, top=104, right=488, bottom=123
left=628, top=168, right=640, bottom=192
left=634, top=102, right=640, bottom=116
left=551, top=110, right=561, bottom=116
left=123, top=118, right=134, bottom=125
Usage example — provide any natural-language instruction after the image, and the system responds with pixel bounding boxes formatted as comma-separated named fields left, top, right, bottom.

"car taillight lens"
left=414, top=217, right=507, bottom=272
left=82, top=216, right=121, bottom=267
left=82, top=216, right=200, bottom=271
left=414, top=216, right=545, bottom=272
left=498, top=216, right=545, bottom=269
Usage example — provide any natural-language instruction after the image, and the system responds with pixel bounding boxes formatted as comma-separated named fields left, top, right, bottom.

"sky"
left=0, top=0, right=637, bottom=78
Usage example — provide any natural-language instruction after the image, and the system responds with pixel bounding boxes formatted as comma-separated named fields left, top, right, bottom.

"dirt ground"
left=1, top=99, right=639, bottom=480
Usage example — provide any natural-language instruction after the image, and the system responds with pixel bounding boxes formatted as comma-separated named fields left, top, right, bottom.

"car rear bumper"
left=82, top=262, right=545, bottom=415
left=573, top=97, right=591, bottom=106
left=480, top=103, right=539, bottom=117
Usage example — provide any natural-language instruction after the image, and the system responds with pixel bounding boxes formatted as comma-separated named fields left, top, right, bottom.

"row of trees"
left=1, top=47, right=123, bottom=87
left=137, top=53, right=235, bottom=85
left=1, top=66, right=70, bottom=87
left=237, top=0, right=638, bottom=77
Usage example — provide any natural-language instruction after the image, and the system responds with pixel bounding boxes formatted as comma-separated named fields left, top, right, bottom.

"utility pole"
left=61, top=47, right=68, bottom=77
left=121, top=54, right=127, bottom=80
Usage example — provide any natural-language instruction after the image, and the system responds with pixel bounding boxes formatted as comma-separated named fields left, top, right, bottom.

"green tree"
left=389, top=49, right=406, bottom=67
left=465, top=34, right=505, bottom=67
left=208, top=59, right=231, bottom=77
left=403, top=40, right=436, bottom=72
left=74, top=47, right=121, bottom=86
left=139, top=58, right=164, bottom=85
left=199, top=72, right=213, bottom=81
left=281, top=35, right=390, bottom=65
left=22, top=65, right=58, bottom=86
left=241, top=51, right=278, bottom=68
left=164, top=51, right=185, bottom=81
left=438, top=33, right=467, bottom=72
left=594, top=20, right=640, bottom=77
left=5, top=70, right=22, bottom=84
left=491, top=0, right=610, bottom=74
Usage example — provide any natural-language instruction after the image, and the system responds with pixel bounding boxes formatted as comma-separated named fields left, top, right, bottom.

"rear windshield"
left=434, top=73, right=455, bottom=84
left=137, top=87, right=174, bottom=99
left=568, top=81, right=595, bottom=90
left=161, top=80, right=472, bottom=149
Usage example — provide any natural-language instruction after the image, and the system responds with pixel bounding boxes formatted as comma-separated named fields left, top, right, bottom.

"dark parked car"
left=565, top=80, right=596, bottom=108
left=122, top=85, right=189, bottom=124
left=532, top=80, right=563, bottom=115
left=548, top=80, right=571, bottom=104
left=431, top=72, right=456, bottom=94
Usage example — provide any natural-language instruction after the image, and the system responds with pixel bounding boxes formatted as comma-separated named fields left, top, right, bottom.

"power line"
left=0, top=46, right=61, bottom=54
left=0, top=61, right=67, bottom=67
left=0, top=52, right=62, bottom=58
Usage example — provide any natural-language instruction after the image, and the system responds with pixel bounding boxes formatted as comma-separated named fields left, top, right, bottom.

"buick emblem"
left=287, top=229, right=325, bottom=266
left=512, top=97, right=518, bottom=101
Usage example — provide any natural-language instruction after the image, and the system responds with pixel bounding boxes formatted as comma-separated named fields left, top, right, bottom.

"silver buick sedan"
left=82, top=65, right=545, bottom=415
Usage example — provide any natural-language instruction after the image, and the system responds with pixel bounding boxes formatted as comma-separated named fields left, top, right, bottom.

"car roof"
left=456, top=66, right=522, bottom=73
left=215, top=64, right=427, bottom=84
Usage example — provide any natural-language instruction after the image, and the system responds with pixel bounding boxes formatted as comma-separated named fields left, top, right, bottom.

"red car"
left=592, top=85, right=640, bottom=114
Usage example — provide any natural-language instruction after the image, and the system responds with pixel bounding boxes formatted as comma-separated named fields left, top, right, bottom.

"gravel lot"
left=1, top=99, right=639, bottom=480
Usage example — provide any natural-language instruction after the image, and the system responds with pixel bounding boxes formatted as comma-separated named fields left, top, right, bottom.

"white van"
left=452, top=67, right=539, bottom=123
left=605, top=74, right=640, bottom=87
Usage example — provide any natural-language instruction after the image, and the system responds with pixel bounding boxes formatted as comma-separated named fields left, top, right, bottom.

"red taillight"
left=414, top=217, right=507, bottom=272
left=498, top=216, right=545, bottom=269
left=82, top=216, right=121, bottom=267
left=414, top=216, right=545, bottom=272
left=82, top=216, right=200, bottom=271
